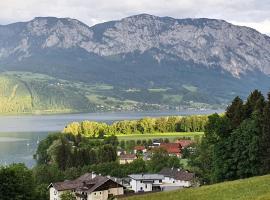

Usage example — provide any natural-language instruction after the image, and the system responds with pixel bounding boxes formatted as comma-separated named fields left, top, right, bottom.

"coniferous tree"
left=225, top=96, right=245, bottom=130
left=260, top=93, right=270, bottom=174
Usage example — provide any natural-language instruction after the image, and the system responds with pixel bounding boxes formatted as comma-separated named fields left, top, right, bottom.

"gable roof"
left=50, top=173, right=95, bottom=191
left=49, top=173, right=123, bottom=192
left=129, top=174, right=164, bottom=180
left=77, top=176, right=109, bottom=193
left=159, top=168, right=195, bottom=181
left=160, top=143, right=181, bottom=154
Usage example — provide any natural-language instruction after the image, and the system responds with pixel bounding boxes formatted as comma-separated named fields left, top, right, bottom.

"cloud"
left=0, top=0, right=269, bottom=35
left=232, top=20, right=270, bottom=36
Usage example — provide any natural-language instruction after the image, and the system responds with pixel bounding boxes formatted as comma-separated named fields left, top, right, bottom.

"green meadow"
left=116, top=132, right=203, bottom=141
left=121, top=175, right=270, bottom=200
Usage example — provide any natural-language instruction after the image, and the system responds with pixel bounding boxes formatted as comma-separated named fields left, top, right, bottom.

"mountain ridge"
left=0, top=14, right=269, bottom=113
left=1, top=14, right=270, bottom=77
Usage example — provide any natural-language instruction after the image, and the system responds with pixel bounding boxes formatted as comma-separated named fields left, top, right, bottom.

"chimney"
left=92, top=172, right=96, bottom=178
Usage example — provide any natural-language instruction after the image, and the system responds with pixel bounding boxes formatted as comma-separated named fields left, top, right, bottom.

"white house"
left=159, top=168, right=195, bottom=190
left=48, top=173, right=124, bottom=200
left=128, top=174, right=164, bottom=193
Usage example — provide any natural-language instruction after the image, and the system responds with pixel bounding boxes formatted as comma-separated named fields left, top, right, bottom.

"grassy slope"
left=0, top=72, right=94, bottom=114
left=116, top=132, right=203, bottom=141
left=122, top=175, right=270, bottom=200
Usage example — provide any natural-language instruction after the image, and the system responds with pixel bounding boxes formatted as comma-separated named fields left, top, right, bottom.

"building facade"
left=49, top=173, right=124, bottom=200
left=129, top=174, right=164, bottom=193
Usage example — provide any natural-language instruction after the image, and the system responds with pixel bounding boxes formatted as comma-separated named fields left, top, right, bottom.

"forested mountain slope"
left=0, top=14, right=270, bottom=113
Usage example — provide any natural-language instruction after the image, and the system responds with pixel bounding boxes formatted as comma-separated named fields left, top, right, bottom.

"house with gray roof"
left=48, top=172, right=124, bottom=200
left=128, top=174, right=164, bottom=193
left=159, top=168, right=195, bottom=190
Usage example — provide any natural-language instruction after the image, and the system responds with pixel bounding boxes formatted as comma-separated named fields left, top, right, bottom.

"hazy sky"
left=0, top=0, right=269, bottom=35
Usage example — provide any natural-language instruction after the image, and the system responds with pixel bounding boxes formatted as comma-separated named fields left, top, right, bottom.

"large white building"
left=128, top=174, right=164, bottom=192
left=48, top=173, right=124, bottom=200
left=129, top=169, right=195, bottom=193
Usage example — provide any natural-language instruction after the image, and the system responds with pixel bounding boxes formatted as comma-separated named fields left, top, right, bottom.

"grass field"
left=116, top=132, right=203, bottom=141
left=121, top=175, right=270, bottom=200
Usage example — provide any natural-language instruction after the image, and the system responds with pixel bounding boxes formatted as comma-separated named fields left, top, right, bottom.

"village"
left=49, top=139, right=197, bottom=200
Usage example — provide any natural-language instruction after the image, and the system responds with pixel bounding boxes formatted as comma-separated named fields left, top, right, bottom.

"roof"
left=119, top=154, right=137, bottom=160
left=50, top=173, right=123, bottom=192
left=134, top=146, right=146, bottom=151
left=159, top=168, right=195, bottom=181
left=129, top=174, right=164, bottom=180
left=160, top=143, right=181, bottom=154
left=176, top=140, right=194, bottom=148
left=77, top=176, right=109, bottom=193
left=51, top=173, right=94, bottom=191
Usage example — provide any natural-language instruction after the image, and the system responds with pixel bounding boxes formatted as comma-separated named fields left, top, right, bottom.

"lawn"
left=116, top=132, right=203, bottom=141
left=121, top=175, right=270, bottom=200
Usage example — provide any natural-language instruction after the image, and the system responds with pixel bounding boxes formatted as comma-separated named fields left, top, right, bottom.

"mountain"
left=0, top=14, right=270, bottom=113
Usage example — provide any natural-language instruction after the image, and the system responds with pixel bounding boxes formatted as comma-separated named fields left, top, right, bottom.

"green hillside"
left=122, top=175, right=270, bottom=200
left=0, top=72, right=94, bottom=114
left=0, top=71, right=221, bottom=114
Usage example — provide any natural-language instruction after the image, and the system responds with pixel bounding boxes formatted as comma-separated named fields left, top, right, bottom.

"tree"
left=35, top=133, right=60, bottom=164
left=189, top=90, right=266, bottom=184
left=51, top=137, right=72, bottom=170
left=104, top=135, right=119, bottom=147
left=60, top=191, right=76, bottom=200
left=33, top=164, right=64, bottom=185
left=148, top=148, right=169, bottom=172
left=260, top=93, right=270, bottom=174
left=230, top=119, right=261, bottom=178
left=167, top=155, right=181, bottom=168
left=244, top=90, right=265, bottom=118
left=0, top=164, right=35, bottom=200
left=98, top=144, right=117, bottom=163
left=225, top=96, right=244, bottom=129
left=35, top=184, right=49, bottom=200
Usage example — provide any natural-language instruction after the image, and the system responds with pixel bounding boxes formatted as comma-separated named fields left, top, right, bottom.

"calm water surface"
left=0, top=110, right=223, bottom=167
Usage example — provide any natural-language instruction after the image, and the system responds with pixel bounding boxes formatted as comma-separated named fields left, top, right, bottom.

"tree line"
left=63, top=115, right=208, bottom=137
left=36, top=133, right=118, bottom=170
left=190, top=90, right=270, bottom=184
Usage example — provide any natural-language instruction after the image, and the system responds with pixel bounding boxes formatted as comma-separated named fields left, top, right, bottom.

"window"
left=54, top=190, right=57, bottom=195
left=145, top=184, right=147, bottom=189
left=140, top=180, right=143, bottom=183
left=94, top=192, right=96, bottom=195
left=140, top=187, right=143, bottom=191
left=100, top=192, right=102, bottom=194
left=159, top=180, right=162, bottom=183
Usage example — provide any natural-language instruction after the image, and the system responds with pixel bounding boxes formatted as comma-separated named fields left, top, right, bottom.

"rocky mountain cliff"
left=0, top=14, right=270, bottom=113
left=1, top=14, right=270, bottom=77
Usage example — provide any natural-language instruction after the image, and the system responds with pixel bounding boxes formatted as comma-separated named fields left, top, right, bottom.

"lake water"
left=0, top=110, right=223, bottom=167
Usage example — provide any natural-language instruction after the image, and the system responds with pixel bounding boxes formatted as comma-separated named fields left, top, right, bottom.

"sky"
left=0, top=0, right=269, bottom=35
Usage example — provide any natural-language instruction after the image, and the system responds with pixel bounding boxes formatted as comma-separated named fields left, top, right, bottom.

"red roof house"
left=175, top=140, right=194, bottom=149
left=159, top=143, right=182, bottom=157
left=134, top=146, right=147, bottom=154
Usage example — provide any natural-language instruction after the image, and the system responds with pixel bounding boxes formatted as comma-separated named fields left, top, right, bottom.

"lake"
left=0, top=110, right=223, bottom=167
